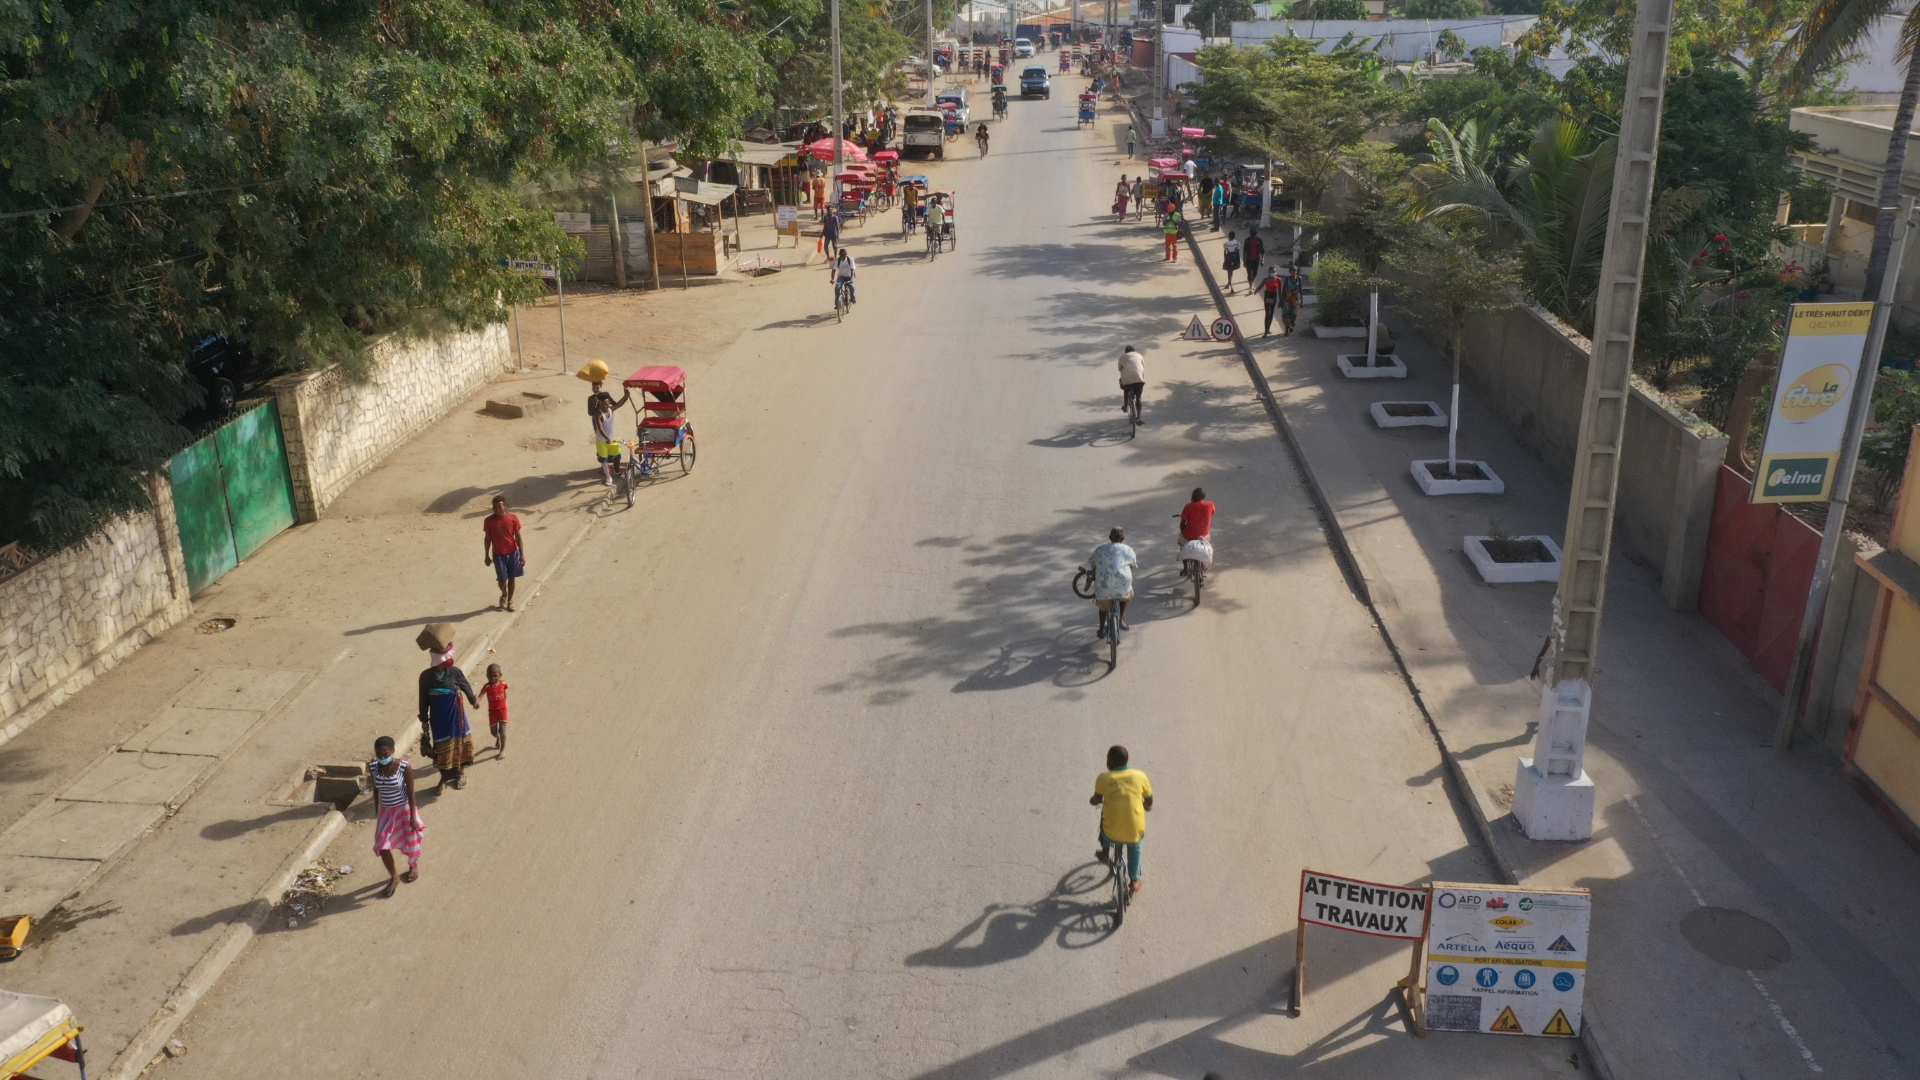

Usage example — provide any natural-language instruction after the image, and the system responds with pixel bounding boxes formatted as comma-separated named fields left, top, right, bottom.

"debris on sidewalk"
left=279, top=859, right=352, bottom=927
left=164, top=1037, right=188, bottom=1059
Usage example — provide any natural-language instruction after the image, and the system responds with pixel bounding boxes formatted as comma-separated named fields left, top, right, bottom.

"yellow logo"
left=1489, top=915, right=1530, bottom=930
left=1778, top=364, right=1851, bottom=422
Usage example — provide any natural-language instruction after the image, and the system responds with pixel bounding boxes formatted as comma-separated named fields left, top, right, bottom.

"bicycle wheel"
left=678, top=432, right=696, bottom=474
left=1111, top=850, right=1129, bottom=927
left=1072, top=567, right=1095, bottom=599
left=835, top=285, right=847, bottom=322
left=622, top=462, right=635, bottom=508
left=1108, top=618, right=1119, bottom=669
left=1193, top=566, right=1202, bottom=605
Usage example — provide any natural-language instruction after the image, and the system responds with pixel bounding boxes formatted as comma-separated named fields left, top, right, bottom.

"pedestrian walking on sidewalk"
left=812, top=174, right=828, bottom=218
left=1281, top=265, right=1301, bottom=335
left=1162, top=209, right=1181, bottom=261
left=1197, top=176, right=1214, bottom=223
left=482, top=664, right=510, bottom=761
left=1126, top=123, right=1136, bottom=157
left=369, top=736, right=423, bottom=898
left=482, top=496, right=525, bottom=611
left=1130, top=176, right=1145, bottom=220
left=1114, top=175, right=1131, bottom=221
left=822, top=208, right=842, bottom=258
left=1260, top=266, right=1284, bottom=336
left=1244, top=232, right=1264, bottom=285
left=1221, top=232, right=1242, bottom=293
left=418, top=635, right=480, bottom=791
left=1210, top=180, right=1228, bottom=231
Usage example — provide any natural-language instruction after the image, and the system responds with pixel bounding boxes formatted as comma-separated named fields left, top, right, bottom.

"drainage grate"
left=197, top=618, right=237, bottom=633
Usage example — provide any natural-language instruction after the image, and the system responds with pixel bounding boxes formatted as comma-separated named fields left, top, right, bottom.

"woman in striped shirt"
left=369, top=736, right=425, bottom=898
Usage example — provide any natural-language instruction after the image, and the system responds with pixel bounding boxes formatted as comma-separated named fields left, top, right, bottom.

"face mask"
left=376, top=756, right=394, bottom=767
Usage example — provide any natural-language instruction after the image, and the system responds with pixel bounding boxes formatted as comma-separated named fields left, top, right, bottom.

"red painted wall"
left=1697, top=466, right=1823, bottom=691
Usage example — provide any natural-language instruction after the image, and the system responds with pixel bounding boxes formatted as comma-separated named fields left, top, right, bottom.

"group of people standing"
left=1114, top=167, right=1305, bottom=335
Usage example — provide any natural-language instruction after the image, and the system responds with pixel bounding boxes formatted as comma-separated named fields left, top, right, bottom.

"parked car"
left=934, top=88, right=970, bottom=123
left=1020, top=66, right=1051, bottom=99
left=184, top=333, right=276, bottom=422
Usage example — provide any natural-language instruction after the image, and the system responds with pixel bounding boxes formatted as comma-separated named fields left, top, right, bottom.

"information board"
left=1298, top=870, right=1429, bottom=939
left=776, top=205, right=799, bottom=229
left=1424, top=882, right=1589, bottom=1038
left=1753, top=302, right=1872, bottom=503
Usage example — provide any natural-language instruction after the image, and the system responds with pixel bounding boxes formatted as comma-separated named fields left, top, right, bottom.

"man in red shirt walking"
left=482, top=496, right=526, bottom=611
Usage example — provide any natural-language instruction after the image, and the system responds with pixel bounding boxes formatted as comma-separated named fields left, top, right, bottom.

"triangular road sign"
left=1489, top=1005, right=1524, bottom=1033
left=1183, top=315, right=1210, bottom=340
left=1542, top=1009, right=1576, bottom=1037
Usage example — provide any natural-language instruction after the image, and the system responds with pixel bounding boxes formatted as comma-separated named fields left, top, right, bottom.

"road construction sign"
left=1292, top=871, right=1430, bottom=1023
left=1211, top=317, right=1236, bottom=341
left=1423, top=882, right=1590, bottom=1038
left=1298, top=870, right=1429, bottom=939
left=1183, top=316, right=1210, bottom=341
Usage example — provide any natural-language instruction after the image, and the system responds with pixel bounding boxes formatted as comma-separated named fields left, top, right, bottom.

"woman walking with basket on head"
left=416, top=622, right=480, bottom=791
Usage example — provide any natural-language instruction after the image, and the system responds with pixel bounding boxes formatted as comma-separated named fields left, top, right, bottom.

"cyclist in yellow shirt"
left=1091, top=745, right=1152, bottom=893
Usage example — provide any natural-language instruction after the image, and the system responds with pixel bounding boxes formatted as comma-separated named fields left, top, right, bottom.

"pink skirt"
left=374, top=800, right=425, bottom=865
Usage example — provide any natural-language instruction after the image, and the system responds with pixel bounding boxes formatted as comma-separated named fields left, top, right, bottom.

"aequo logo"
left=1778, top=364, right=1851, bottom=421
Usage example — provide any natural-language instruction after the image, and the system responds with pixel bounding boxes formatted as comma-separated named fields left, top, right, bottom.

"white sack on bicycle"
left=1181, top=538, right=1214, bottom=566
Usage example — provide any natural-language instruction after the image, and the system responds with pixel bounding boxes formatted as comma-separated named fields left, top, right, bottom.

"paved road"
left=153, top=78, right=1585, bottom=1079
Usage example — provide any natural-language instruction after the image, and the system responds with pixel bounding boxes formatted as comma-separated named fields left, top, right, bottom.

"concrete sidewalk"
left=0, top=262, right=812, bottom=1076
left=1175, top=217, right=1920, bottom=1078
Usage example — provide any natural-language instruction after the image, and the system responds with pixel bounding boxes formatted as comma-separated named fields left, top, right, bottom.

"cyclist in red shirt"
left=1178, top=487, right=1214, bottom=582
left=481, top=496, right=526, bottom=611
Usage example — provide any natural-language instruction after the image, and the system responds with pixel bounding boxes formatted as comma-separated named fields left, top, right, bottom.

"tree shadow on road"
left=818, top=381, right=1323, bottom=702
left=973, top=241, right=1192, bottom=287
left=904, top=862, right=1116, bottom=967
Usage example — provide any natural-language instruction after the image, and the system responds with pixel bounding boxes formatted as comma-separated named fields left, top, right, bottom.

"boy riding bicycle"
left=1091, top=745, right=1152, bottom=893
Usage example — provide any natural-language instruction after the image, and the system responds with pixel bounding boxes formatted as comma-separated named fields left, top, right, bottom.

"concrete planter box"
left=1464, top=534, right=1562, bottom=583
left=1313, top=324, right=1367, bottom=338
left=1338, top=354, right=1407, bottom=378
left=1411, top=459, right=1506, bottom=496
left=1370, top=401, right=1447, bottom=428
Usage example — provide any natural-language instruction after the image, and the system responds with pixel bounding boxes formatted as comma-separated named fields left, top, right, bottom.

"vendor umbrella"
left=806, top=138, right=868, bottom=162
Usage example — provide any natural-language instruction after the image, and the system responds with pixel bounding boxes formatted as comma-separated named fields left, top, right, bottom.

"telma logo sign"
left=1763, top=458, right=1830, bottom=498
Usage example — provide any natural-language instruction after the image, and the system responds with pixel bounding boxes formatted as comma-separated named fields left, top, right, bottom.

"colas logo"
left=1778, top=364, right=1851, bottom=422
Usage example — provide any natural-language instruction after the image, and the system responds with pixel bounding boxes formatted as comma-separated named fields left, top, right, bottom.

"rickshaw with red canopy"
left=616, top=366, right=696, bottom=505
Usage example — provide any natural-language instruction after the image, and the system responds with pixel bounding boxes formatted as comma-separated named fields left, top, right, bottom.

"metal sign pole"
left=1521, top=0, right=1676, bottom=841
left=1773, top=195, right=1917, bottom=751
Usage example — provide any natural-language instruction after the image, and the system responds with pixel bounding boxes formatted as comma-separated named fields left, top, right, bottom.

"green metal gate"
left=168, top=400, right=298, bottom=594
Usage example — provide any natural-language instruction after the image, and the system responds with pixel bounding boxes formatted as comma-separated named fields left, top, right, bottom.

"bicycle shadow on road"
left=905, top=863, right=1116, bottom=967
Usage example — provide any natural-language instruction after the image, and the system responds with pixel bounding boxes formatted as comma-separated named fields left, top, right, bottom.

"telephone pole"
left=831, top=0, right=844, bottom=188
left=1516, top=0, right=1677, bottom=841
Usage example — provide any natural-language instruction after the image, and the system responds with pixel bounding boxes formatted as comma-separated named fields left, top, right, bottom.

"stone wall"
left=272, top=325, right=512, bottom=519
left=0, top=476, right=192, bottom=744
left=1442, top=297, right=1729, bottom=611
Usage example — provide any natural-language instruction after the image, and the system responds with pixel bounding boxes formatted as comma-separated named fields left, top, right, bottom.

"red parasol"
left=805, top=138, right=868, bottom=162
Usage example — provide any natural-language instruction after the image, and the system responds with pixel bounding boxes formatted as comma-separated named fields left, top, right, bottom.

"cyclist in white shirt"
left=1118, top=345, right=1146, bottom=424
left=831, top=249, right=857, bottom=305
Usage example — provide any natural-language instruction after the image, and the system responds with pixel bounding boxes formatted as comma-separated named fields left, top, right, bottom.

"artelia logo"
left=1778, top=364, right=1850, bottom=422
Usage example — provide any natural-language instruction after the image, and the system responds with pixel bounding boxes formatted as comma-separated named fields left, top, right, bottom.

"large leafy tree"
left=1, top=0, right=769, bottom=550
left=1184, top=0, right=1256, bottom=33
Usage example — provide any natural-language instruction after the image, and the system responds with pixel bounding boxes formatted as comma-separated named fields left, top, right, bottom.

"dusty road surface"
left=149, top=79, right=1587, bottom=1079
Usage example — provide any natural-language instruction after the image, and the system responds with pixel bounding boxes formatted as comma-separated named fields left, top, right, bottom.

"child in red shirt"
left=482, top=664, right=510, bottom=761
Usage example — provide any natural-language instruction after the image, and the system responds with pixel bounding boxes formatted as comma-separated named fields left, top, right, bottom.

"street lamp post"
left=928, top=0, right=937, bottom=107
left=1518, top=0, right=1677, bottom=841
left=831, top=0, right=844, bottom=198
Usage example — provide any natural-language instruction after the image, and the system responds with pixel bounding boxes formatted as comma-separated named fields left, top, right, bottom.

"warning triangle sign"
left=1183, top=316, right=1210, bottom=340
left=1547, top=935, right=1576, bottom=952
left=1489, top=1006, right=1524, bottom=1033
left=1542, top=1009, right=1576, bottom=1037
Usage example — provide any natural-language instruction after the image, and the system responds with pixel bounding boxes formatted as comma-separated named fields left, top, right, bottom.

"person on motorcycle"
left=976, top=122, right=990, bottom=155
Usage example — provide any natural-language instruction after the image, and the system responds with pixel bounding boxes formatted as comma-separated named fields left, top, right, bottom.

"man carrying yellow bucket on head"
left=576, top=359, right=630, bottom=486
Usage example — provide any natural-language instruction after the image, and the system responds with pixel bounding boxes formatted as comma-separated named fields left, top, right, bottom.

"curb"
left=1180, top=221, right=1619, bottom=1080
left=108, top=808, right=346, bottom=1080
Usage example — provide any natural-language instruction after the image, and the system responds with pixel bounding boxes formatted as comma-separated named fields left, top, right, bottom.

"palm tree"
left=1793, top=0, right=1920, bottom=303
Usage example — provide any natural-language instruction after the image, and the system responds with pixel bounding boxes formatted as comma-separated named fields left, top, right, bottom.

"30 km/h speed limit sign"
left=1210, top=317, right=1237, bottom=341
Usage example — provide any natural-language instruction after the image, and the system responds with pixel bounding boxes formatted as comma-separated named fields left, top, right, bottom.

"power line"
left=0, top=177, right=287, bottom=223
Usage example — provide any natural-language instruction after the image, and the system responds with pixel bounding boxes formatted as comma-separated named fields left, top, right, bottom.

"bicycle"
left=834, top=279, right=853, bottom=322
left=1072, top=564, right=1122, bottom=668
left=977, top=135, right=989, bottom=157
left=926, top=222, right=942, bottom=260
left=1175, top=516, right=1208, bottom=605
left=1123, top=385, right=1142, bottom=436
left=1100, top=828, right=1133, bottom=927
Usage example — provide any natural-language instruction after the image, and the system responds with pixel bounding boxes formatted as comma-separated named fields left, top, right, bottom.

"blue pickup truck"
left=1020, top=66, right=1051, bottom=99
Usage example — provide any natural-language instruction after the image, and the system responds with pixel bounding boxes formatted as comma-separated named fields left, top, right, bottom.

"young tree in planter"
left=1389, top=221, right=1521, bottom=477
left=1317, top=143, right=1418, bottom=367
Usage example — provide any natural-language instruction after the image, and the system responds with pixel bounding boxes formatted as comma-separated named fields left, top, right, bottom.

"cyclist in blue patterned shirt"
left=1090, top=526, right=1138, bottom=637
